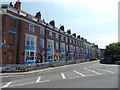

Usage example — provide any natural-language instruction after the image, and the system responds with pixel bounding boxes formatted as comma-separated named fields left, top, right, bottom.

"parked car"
left=99, top=58, right=114, bottom=64
left=115, top=61, right=120, bottom=65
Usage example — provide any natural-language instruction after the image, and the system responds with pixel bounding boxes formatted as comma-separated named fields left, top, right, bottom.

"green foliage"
left=104, top=42, right=120, bottom=61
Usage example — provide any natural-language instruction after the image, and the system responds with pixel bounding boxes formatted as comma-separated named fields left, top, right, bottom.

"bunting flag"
left=43, top=19, right=47, bottom=24
left=78, top=52, right=81, bottom=56
left=73, top=53, right=76, bottom=56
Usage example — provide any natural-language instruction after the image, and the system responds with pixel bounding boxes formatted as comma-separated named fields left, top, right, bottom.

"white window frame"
left=56, top=33, right=59, bottom=39
left=29, top=23, right=34, bottom=32
left=69, top=38, right=71, bottom=43
left=47, top=51, right=54, bottom=60
left=25, top=34, right=37, bottom=46
left=60, top=43, right=65, bottom=50
left=24, top=50, right=36, bottom=61
left=61, top=35, right=64, bottom=41
left=66, top=44, right=68, bottom=51
left=56, top=42, right=59, bottom=49
left=69, top=45, right=73, bottom=51
left=66, top=37, right=68, bottom=42
left=47, top=39, right=54, bottom=49
left=40, top=26, right=45, bottom=35
left=40, top=38, right=44, bottom=48
left=49, top=31, right=52, bottom=37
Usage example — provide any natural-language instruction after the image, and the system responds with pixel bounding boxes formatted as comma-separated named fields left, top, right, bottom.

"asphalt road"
left=1, top=60, right=119, bottom=88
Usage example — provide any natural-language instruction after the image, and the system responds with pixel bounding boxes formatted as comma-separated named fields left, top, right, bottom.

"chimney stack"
left=14, top=0, right=21, bottom=10
left=81, top=37, right=84, bottom=40
left=67, top=29, right=71, bottom=34
left=10, top=2, right=13, bottom=7
left=49, top=20, right=55, bottom=27
left=60, top=25, right=64, bottom=31
left=77, top=35, right=80, bottom=39
left=35, top=12, right=41, bottom=19
left=84, top=39, right=87, bottom=42
left=72, top=33, right=76, bottom=37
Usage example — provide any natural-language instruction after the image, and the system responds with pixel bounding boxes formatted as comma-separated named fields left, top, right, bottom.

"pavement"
left=1, top=60, right=119, bottom=88
left=0, top=61, right=98, bottom=76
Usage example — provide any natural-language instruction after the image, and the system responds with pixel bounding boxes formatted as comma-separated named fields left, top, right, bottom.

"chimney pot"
left=49, top=20, right=55, bottom=27
left=14, top=0, right=21, bottom=10
left=67, top=29, right=71, bottom=34
left=72, top=33, right=76, bottom=37
left=35, top=11, right=41, bottom=19
left=60, top=25, right=64, bottom=31
left=77, top=35, right=80, bottom=39
left=10, top=2, right=13, bottom=7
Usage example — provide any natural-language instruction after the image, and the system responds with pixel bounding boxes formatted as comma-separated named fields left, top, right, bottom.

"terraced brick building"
left=1, top=1, right=99, bottom=64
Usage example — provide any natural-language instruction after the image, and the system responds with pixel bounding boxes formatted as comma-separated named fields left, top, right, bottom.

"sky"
left=1, top=0, right=119, bottom=49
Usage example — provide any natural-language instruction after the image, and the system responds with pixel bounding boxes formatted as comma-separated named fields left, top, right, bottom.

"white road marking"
left=3, top=76, right=39, bottom=84
left=61, top=73, right=66, bottom=79
left=36, top=77, right=41, bottom=83
left=73, top=70, right=85, bottom=77
left=84, top=68, right=101, bottom=75
left=2, top=80, right=50, bottom=88
left=106, top=67, right=118, bottom=71
left=99, top=64, right=118, bottom=67
left=70, top=76, right=79, bottom=79
left=3, top=82, right=12, bottom=88
left=97, top=68, right=114, bottom=73
left=40, top=80, right=50, bottom=83
left=85, top=74, right=98, bottom=77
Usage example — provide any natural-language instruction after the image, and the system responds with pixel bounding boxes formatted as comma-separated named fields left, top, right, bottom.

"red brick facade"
left=1, top=1, right=96, bottom=64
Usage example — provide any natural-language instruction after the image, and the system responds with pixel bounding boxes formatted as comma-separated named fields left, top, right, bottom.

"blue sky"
left=2, top=0, right=118, bottom=48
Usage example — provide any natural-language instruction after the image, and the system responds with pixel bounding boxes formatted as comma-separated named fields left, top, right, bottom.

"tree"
left=104, top=42, right=120, bottom=61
